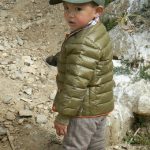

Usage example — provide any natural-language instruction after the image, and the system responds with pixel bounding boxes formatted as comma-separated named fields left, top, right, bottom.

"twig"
left=129, top=128, right=141, bottom=144
left=7, top=130, right=15, bottom=150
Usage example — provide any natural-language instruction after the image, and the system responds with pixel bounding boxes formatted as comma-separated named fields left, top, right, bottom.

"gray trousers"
left=62, top=116, right=106, bottom=150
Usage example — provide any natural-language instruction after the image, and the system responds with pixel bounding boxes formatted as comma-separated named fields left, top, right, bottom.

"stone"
left=0, top=61, right=8, bottom=65
left=8, top=64, right=17, bottom=72
left=22, top=56, right=34, bottom=66
left=18, top=119, right=24, bottom=124
left=19, top=110, right=33, bottom=117
left=6, top=112, right=16, bottom=121
left=22, top=23, right=32, bottom=30
left=137, top=94, right=150, bottom=115
left=0, top=26, right=6, bottom=33
left=1, top=137, right=8, bottom=142
left=11, top=71, right=24, bottom=80
left=23, top=88, right=33, bottom=95
left=16, top=36, right=24, bottom=46
left=36, top=114, right=47, bottom=124
left=0, top=45, right=5, bottom=51
left=21, top=66, right=36, bottom=74
left=0, top=127, right=7, bottom=136
left=31, top=0, right=35, bottom=3
left=49, top=90, right=57, bottom=100
left=0, top=117, right=5, bottom=122
left=2, top=53, right=8, bottom=57
left=20, top=97, right=32, bottom=103
left=24, top=124, right=32, bottom=129
left=3, top=96, right=12, bottom=104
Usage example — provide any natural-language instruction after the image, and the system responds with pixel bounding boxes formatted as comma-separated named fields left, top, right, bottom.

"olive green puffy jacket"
left=54, top=22, right=114, bottom=125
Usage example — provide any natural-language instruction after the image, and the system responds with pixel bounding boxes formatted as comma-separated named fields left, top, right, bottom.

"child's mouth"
left=68, top=21, right=75, bottom=25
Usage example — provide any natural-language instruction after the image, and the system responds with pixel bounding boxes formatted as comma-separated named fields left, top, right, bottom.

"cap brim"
left=49, top=0, right=62, bottom=5
left=49, top=0, right=94, bottom=5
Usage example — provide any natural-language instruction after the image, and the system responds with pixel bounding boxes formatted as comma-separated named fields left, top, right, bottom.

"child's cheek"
left=78, top=18, right=86, bottom=26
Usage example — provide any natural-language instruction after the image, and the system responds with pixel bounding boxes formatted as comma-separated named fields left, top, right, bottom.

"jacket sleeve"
left=54, top=37, right=102, bottom=125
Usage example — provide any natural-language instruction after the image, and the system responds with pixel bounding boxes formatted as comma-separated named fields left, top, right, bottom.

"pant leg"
left=88, top=117, right=107, bottom=150
left=62, top=118, right=97, bottom=150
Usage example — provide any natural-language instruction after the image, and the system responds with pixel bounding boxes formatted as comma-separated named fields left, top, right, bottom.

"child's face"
left=63, top=2, right=103, bottom=31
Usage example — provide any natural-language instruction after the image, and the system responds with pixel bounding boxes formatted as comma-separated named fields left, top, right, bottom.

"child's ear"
left=95, top=6, right=104, bottom=17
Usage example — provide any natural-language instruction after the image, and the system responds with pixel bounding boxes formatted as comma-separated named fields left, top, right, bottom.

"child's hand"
left=54, top=122, right=68, bottom=136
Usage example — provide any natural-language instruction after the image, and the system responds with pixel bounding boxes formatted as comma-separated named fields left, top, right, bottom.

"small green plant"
left=124, top=115, right=150, bottom=146
left=113, top=59, right=132, bottom=75
left=104, top=18, right=118, bottom=31
left=139, top=65, right=150, bottom=80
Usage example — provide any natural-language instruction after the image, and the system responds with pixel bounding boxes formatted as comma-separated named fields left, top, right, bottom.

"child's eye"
left=75, top=7, right=82, bottom=11
left=64, top=6, right=69, bottom=11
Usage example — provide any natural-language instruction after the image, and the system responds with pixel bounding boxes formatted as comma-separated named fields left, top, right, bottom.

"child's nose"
left=68, top=11, right=75, bottom=17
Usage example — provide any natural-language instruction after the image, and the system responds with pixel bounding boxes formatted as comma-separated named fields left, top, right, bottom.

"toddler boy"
left=49, top=0, right=114, bottom=149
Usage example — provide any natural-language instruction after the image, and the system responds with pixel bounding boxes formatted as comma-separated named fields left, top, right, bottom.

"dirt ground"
left=0, top=0, right=149, bottom=150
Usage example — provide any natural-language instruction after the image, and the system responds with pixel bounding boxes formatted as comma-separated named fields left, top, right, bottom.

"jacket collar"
left=66, top=17, right=100, bottom=39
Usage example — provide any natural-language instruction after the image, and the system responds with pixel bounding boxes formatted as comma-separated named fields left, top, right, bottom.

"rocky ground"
left=0, top=0, right=149, bottom=150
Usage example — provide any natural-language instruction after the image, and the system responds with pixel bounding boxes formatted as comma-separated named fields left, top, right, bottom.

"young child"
left=49, top=0, right=114, bottom=149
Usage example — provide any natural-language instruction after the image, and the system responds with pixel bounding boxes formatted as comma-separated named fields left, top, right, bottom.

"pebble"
left=18, top=118, right=24, bottom=124
left=22, top=23, right=32, bottom=30
left=31, top=0, right=35, bottom=3
left=22, top=56, right=33, bottom=66
left=8, top=64, right=17, bottom=71
left=6, top=112, right=16, bottom=121
left=0, top=45, right=5, bottom=51
left=23, top=88, right=33, bottom=95
left=19, top=109, right=33, bottom=117
left=0, top=26, right=6, bottom=33
left=36, top=114, right=47, bottom=124
left=21, top=66, right=36, bottom=74
left=0, top=61, right=8, bottom=65
left=24, top=124, right=32, bottom=129
left=16, top=36, right=24, bottom=46
left=1, top=137, right=8, bottom=142
left=3, top=96, right=12, bottom=104
left=2, top=53, right=8, bottom=57
left=0, top=127, right=7, bottom=136
left=49, top=90, right=57, bottom=100
left=11, top=71, right=24, bottom=80
left=113, top=146, right=120, bottom=150
left=0, top=117, right=5, bottom=122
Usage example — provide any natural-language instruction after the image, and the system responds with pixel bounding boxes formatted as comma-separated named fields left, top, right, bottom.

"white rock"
left=21, top=66, right=36, bottom=74
left=8, top=64, right=17, bottom=72
left=49, top=90, right=57, bottom=100
left=22, top=22, right=32, bottom=30
left=0, top=61, right=8, bottom=65
left=19, top=110, right=33, bottom=117
left=24, top=124, right=32, bottom=129
left=31, top=0, right=35, bottom=3
left=36, top=114, right=47, bottom=124
left=22, top=56, right=34, bottom=66
left=23, top=88, right=33, bottom=95
left=6, top=112, right=16, bottom=121
left=3, top=96, right=12, bottom=104
left=0, top=127, right=7, bottom=136
left=137, top=94, right=150, bottom=115
left=0, top=26, right=6, bottom=33
left=2, top=53, right=8, bottom=57
left=0, top=45, right=5, bottom=51
left=16, top=36, right=24, bottom=46
left=11, top=71, right=24, bottom=80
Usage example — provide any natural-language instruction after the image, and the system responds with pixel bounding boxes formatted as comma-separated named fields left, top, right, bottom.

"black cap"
left=49, top=0, right=62, bottom=5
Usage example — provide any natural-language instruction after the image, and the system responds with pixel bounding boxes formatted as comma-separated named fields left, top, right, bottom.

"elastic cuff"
left=55, top=114, right=70, bottom=125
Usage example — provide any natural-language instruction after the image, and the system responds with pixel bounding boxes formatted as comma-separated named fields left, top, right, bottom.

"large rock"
left=107, top=76, right=150, bottom=144
left=109, top=26, right=150, bottom=63
left=137, top=94, right=150, bottom=115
